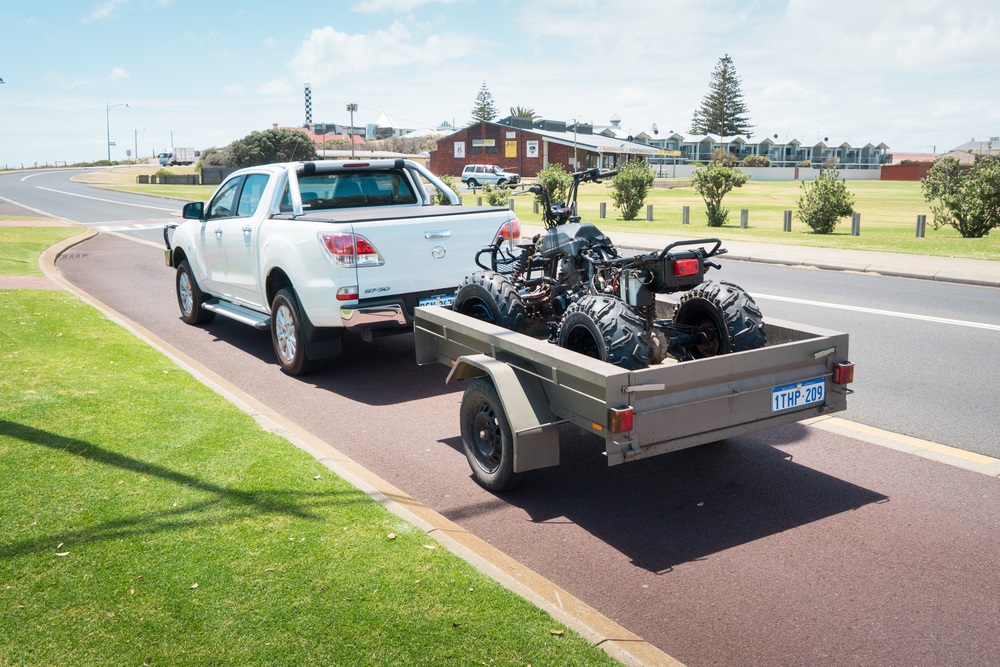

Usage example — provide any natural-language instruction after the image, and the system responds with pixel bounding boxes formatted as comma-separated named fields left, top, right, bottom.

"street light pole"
left=346, top=103, right=358, bottom=158
left=106, top=102, right=128, bottom=162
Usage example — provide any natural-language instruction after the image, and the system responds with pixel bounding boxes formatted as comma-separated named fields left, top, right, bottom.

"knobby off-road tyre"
left=672, top=280, right=766, bottom=361
left=452, top=270, right=527, bottom=332
left=270, top=287, right=322, bottom=377
left=460, top=376, right=521, bottom=492
left=556, top=295, right=652, bottom=370
left=176, top=260, right=215, bottom=325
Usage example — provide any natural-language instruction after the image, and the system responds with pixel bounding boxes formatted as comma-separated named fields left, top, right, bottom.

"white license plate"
left=419, top=293, right=455, bottom=308
left=771, top=377, right=825, bottom=413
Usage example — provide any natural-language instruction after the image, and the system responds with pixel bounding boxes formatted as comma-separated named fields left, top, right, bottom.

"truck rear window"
left=281, top=171, right=418, bottom=211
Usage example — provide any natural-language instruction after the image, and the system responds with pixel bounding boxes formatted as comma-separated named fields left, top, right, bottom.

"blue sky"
left=2, top=0, right=999, bottom=167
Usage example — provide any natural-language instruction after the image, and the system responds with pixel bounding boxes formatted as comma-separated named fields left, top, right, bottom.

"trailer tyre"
left=453, top=271, right=527, bottom=332
left=673, top=280, right=766, bottom=360
left=556, top=295, right=651, bottom=370
left=176, top=260, right=215, bottom=325
left=460, top=377, right=521, bottom=491
left=271, top=287, right=322, bottom=377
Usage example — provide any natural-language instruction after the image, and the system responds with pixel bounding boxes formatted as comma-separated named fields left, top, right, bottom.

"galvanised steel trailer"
left=414, top=303, right=854, bottom=491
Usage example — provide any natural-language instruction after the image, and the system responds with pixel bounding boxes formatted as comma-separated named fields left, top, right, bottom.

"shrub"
left=921, top=155, right=1000, bottom=238
left=535, top=163, right=572, bottom=207
left=481, top=184, right=510, bottom=207
left=154, top=169, right=173, bottom=178
left=797, top=160, right=811, bottom=168
left=797, top=169, right=855, bottom=234
left=691, top=162, right=750, bottom=227
left=740, top=154, right=770, bottom=167
left=710, top=148, right=739, bottom=167
left=610, top=161, right=655, bottom=221
left=432, top=174, right=460, bottom=205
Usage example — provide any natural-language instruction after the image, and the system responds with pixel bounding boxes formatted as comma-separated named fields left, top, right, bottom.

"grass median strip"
left=0, top=279, right=617, bottom=663
left=0, top=227, right=81, bottom=276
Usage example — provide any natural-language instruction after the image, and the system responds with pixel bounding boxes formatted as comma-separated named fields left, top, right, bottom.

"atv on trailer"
left=452, top=167, right=766, bottom=370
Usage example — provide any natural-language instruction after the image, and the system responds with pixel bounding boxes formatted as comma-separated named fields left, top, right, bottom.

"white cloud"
left=83, top=0, right=129, bottom=23
left=352, top=0, right=459, bottom=13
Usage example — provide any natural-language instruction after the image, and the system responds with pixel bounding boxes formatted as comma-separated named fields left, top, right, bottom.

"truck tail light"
left=607, top=407, right=634, bottom=433
left=336, top=286, right=359, bottom=301
left=319, top=233, right=385, bottom=268
left=673, top=259, right=700, bottom=277
left=833, top=362, right=855, bottom=385
left=495, top=218, right=521, bottom=249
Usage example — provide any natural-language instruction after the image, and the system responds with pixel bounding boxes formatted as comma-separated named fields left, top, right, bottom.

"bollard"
left=682, top=205, right=690, bottom=225
left=477, top=197, right=482, bottom=207
left=458, top=196, right=463, bottom=206
left=647, top=204, right=653, bottom=221
left=740, top=209, right=748, bottom=228
left=783, top=210, right=792, bottom=232
left=600, top=202, right=606, bottom=219
left=916, top=214, right=926, bottom=238
left=851, top=212, right=861, bottom=236
left=509, top=198, right=515, bottom=211
left=533, top=200, right=539, bottom=215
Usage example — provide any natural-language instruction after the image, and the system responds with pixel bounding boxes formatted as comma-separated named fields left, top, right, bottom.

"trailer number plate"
left=771, top=377, right=825, bottom=412
left=419, top=293, right=455, bottom=308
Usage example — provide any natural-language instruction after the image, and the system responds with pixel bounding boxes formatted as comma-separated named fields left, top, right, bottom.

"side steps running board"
left=202, top=300, right=270, bottom=330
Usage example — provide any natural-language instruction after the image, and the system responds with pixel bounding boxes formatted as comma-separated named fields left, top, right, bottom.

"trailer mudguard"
left=446, top=354, right=560, bottom=472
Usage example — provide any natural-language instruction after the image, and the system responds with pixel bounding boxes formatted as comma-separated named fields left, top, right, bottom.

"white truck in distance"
left=158, top=147, right=198, bottom=166
left=163, top=159, right=521, bottom=375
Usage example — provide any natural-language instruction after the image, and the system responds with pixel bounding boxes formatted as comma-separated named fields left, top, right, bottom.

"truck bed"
left=414, top=304, right=850, bottom=467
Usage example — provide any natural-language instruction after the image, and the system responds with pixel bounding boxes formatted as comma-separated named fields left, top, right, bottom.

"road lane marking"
left=755, top=293, right=1000, bottom=332
left=35, top=186, right=178, bottom=212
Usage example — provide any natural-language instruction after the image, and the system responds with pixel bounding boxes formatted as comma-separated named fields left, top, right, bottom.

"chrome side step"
left=203, top=300, right=270, bottom=330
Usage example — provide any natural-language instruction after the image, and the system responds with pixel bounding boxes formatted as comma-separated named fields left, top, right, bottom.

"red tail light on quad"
left=673, top=259, right=700, bottom=277
left=319, top=233, right=385, bottom=268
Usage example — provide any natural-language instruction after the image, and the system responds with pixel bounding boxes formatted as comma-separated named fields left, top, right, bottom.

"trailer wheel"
left=556, top=295, right=651, bottom=370
left=176, top=260, right=215, bottom=325
left=460, top=376, right=521, bottom=492
left=271, top=287, right=322, bottom=376
left=453, top=271, right=527, bottom=332
left=672, top=280, right=766, bottom=360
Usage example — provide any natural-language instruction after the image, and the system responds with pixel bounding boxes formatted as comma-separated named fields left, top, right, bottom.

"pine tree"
left=690, top=54, right=754, bottom=138
left=470, top=81, right=499, bottom=123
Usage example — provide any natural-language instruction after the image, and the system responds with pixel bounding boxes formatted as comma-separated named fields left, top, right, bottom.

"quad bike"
left=452, top=167, right=766, bottom=370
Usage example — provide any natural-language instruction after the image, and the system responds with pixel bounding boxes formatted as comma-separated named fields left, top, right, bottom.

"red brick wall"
left=881, top=163, right=933, bottom=181
left=429, top=122, right=573, bottom=179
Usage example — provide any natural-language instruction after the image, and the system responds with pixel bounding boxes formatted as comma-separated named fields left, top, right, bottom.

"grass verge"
left=0, top=230, right=618, bottom=666
left=0, top=227, right=83, bottom=276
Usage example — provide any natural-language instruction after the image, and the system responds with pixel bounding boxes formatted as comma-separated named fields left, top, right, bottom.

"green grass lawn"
left=0, top=228, right=619, bottom=666
left=506, top=180, right=1000, bottom=261
left=0, top=227, right=83, bottom=276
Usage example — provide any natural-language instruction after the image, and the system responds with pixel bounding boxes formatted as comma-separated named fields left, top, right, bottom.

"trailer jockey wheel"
left=459, top=377, right=522, bottom=491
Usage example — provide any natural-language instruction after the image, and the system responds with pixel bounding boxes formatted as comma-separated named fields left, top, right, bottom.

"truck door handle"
left=215, top=228, right=223, bottom=237
left=424, top=230, right=451, bottom=239
left=242, top=225, right=253, bottom=234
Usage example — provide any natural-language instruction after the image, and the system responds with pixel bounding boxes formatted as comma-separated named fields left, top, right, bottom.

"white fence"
left=651, top=164, right=883, bottom=181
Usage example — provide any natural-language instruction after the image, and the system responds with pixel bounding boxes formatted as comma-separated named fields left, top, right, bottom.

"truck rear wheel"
left=556, top=295, right=651, bottom=370
left=672, top=280, right=766, bottom=360
left=460, top=376, right=521, bottom=491
left=271, top=287, right=322, bottom=376
left=176, top=260, right=215, bottom=325
left=453, top=271, right=527, bottom=332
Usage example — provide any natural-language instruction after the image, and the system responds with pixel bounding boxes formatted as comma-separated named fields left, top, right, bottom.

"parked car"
left=461, top=164, right=520, bottom=188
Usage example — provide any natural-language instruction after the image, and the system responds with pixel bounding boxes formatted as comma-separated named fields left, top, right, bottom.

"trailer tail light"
left=833, top=362, right=855, bottom=385
left=319, top=233, right=385, bottom=268
left=607, top=407, right=634, bottom=433
left=673, top=259, right=700, bottom=277
left=495, top=218, right=521, bottom=249
left=336, top=286, right=359, bottom=301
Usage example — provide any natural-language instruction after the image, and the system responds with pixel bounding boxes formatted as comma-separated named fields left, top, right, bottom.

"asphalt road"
left=48, top=229, right=1000, bottom=667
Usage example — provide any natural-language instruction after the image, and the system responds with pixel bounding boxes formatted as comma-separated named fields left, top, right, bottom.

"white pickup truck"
left=164, top=159, right=521, bottom=375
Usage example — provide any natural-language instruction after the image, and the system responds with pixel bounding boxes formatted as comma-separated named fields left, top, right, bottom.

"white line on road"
left=35, top=186, right=177, bottom=212
left=755, top=293, right=1000, bottom=332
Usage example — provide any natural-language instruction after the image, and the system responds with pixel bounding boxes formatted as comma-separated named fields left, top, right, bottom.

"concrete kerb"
left=37, top=230, right=686, bottom=667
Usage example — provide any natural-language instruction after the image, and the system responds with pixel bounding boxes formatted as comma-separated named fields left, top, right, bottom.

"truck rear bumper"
left=340, top=303, right=409, bottom=330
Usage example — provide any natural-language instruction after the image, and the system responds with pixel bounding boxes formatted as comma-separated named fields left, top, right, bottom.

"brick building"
left=428, top=120, right=658, bottom=179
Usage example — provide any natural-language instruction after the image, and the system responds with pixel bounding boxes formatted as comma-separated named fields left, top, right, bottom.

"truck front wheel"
left=270, top=288, right=321, bottom=376
left=460, top=377, right=521, bottom=491
left=672, top=280, right=767, bottom=360
left=176, top=260, right=215, bottom=325
left=557, top=295, right=651, bottom=370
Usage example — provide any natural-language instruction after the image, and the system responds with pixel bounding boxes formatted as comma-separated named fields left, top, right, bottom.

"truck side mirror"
left=182, top=202, right=205, bottom=220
